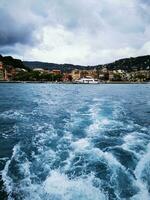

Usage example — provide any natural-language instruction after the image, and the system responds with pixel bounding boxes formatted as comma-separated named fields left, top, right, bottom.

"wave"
left=1, top=89, right=150, bottom=200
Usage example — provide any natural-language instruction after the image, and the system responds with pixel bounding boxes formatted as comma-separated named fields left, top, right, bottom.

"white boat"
left=75, top=76, right=99, bottom=84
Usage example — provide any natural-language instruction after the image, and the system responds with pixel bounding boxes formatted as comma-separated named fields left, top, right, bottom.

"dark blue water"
left=0, top=84, right=150, bottom=200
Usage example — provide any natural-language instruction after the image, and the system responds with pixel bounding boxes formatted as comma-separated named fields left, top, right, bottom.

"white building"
left=75, top=76, right=99, bottom=84
left=33, top=68, right=44, bottom=72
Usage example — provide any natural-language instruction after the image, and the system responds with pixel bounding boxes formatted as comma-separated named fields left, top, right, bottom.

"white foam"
left=86, top=117, right=111, bottom=137
left=135, top=143, right=150, bottom=180
left=2, top=160, right=12, bottom=197
left=72, top=138, right=90, bottom=151
left=0, top=110, right=27, bottom=120
left=132, top=143, right=150, bottom=200
left=122, top=132, right=149, bottom=156
left=89, top=148, right=124, bottom=168
left=101, top=118, right=110, bottom=125
left=2, top=144, right=21, bottom=199
left=43, top=170, right=107, bottom=200
left=132, top=182, right=150, bottom=200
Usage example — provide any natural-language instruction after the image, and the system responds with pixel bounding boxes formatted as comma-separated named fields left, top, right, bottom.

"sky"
left=0, top=0, right=150, bottom=65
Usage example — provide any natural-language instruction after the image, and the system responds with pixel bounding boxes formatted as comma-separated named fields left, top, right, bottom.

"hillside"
left=0, top=55, right=29, bottom=71
left=106, top=55, right=150, bottom=71
left=24, top=55, right=150, bottom=72
left=1, top=54, right=150, bottom=72
left=23, top=61, right=96, bottom=72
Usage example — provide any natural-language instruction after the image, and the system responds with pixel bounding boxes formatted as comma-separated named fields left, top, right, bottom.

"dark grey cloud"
left=0, top=12, right=36, bottom=46
left=0, top=43, right=25, bottom=56
left=1, top=0, right=150, bottom=64
left=0, top=0, right=47, bottom=59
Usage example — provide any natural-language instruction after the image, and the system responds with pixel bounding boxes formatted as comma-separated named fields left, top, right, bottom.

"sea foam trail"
left=43, top=171, right=107, bottom=200
left=1, top=84, right=150, bottom=200
left=2, top=100, right=149, bottom=199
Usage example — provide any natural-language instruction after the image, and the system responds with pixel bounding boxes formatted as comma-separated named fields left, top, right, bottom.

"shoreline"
left=0, top=81, right=149, bottom=84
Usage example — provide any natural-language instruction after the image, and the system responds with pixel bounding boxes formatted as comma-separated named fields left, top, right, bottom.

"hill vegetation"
left=0, top=55, right=29, bottom=71
left=1, top=54, right=150, bottom=73
left=24, top=55, right=150, bottom=72
left=105, top=55, right=150, bottom=71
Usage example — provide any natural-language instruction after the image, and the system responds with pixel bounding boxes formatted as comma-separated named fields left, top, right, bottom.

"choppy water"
left=0, top=84, right=150, bottom=200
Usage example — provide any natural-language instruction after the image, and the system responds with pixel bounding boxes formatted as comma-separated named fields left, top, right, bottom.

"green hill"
left=0, top=55, right=29, bottom=71
left=24, top=55, right=150, bottom=72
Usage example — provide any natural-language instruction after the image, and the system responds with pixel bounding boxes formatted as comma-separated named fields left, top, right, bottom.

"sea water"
left=0, top=84, right=150, bottom=200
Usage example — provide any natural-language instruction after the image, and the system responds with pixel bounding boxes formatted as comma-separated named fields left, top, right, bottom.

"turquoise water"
left=0, top=84, right=150, bottom=200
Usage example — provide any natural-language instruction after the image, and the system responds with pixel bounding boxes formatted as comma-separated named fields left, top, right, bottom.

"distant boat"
left=75, top=76, right=99, bottom=84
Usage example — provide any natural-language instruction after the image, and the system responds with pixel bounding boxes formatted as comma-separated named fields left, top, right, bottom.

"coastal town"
left=0, top=61, right=150, bottom=83
left=0, top=57, right=150, bottom=83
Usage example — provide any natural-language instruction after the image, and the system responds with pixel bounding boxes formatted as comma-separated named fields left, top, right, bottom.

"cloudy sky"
left=0, top=0, right=150, bottom=65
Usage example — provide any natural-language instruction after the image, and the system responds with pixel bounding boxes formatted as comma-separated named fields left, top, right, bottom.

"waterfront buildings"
left=71, top=69, right=98, bottom=81
left=0, top=62, right=4, bottom=80
left=71, top=69, right=81, bottom=80
left=0, top=60, right=149, bottom=82
left=0, top=62, right=7, bottom=80
left=51, top=70, right=61, bottom=75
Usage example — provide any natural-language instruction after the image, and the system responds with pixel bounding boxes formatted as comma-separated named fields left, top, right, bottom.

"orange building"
left=63, top=73, right=72, bottom=82
left=0, top=62, right=4, bottom=80
left=51, top=70, right=61, bottom=75
left=0, top=61, right=3, bottom=69
left=6, top=66, right=16, bottom=80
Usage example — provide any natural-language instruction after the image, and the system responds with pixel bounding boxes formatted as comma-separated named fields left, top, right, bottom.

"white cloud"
left=1, top=0, right=150, bottom=65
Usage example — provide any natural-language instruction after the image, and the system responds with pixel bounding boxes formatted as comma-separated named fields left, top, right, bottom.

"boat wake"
left=0, top=85, right=150, bottom=200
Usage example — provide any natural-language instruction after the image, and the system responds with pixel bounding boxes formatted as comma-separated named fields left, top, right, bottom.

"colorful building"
left=71, top=69, right=81, bottom=80
left=51, top=70, right=61, bottom=75
left=0, top=62, right=4, bottom=80
left=62, top=73, right=72, bottom=82
left=71, top=69, right=98, bottom=81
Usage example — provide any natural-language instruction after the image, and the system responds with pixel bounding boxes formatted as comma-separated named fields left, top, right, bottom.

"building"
left=71, top=69, right=98, bottom=81
left=5, top=66, right=16, bottom=80
left=15, top=68, right=27, bottom=73
left=51, top=70, right=61, bottom=75
left=0, top=69, right=4, bottom=80
left=101, top=66, right=108, bottom=73
left=63, top=73, right=72, bottom=82
left=0, top=62, right=4, bottom=80
left=71, top=69, right=81, bottom=80
left=108, top=71, right=114, bottom=81
left=79, top=69, right=98, bottom=79
left=0, top=61, right=3, bottom=70
left=33, top=68, right=45, bottom=72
